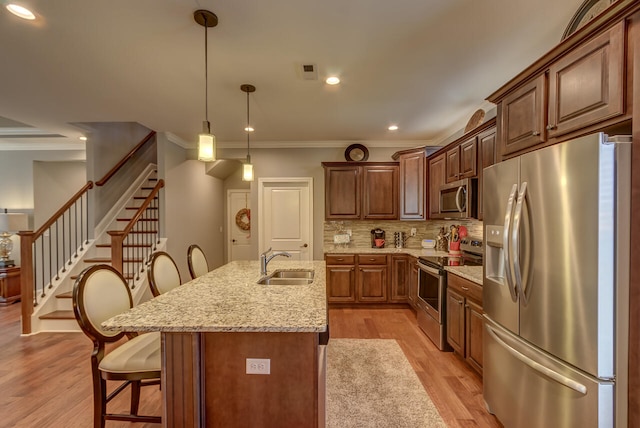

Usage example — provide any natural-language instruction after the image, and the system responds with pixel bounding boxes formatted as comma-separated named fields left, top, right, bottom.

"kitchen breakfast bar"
left=102, top=260, right=328, bottom=428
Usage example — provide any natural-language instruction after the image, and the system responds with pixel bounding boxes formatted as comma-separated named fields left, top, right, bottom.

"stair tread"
left=56, top=291, right=72, bottom=299
left=96, top=243, right=153, bottom=248
left=84, top=258, right=145, bottom=263
left=39, top=310, right=75, bottom=320
left=117, top=218, right=158, bottom=221
left=126, top=207, right=158, bottom=210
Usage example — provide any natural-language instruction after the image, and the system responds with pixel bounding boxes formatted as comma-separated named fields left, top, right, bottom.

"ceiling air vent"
left=300, top=63, right=318, bottom=80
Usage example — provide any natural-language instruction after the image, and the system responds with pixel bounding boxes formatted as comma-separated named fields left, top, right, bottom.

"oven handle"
left=417, top=262, right=441, bottom=277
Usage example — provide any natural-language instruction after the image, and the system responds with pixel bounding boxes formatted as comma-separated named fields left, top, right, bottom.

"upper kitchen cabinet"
left=323, top=162, right=399, bottom=220
left=394, top=147, right=427, bottom=220
left=492, top=20, right=626, bottom=159
left=477, top=126, right=497, bottom=220
left=446, top=137, right=477, bottom=183
left=427, top=152, right=446, bottom=219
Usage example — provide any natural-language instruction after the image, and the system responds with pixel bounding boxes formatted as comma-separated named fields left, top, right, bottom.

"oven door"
left=417, top=262, right=445, bottom=323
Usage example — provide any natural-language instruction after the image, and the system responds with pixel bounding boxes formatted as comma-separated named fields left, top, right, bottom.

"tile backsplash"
left=324, top=219, right=483, bottom=249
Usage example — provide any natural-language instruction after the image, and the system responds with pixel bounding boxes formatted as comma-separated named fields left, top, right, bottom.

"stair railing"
left=19, top=181, right=93, bottom=334
left=108, top=179, right=164, bottom=288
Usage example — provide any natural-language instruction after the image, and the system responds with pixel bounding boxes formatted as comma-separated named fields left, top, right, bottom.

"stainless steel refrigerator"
left=482, top=133, right=630, bottom=427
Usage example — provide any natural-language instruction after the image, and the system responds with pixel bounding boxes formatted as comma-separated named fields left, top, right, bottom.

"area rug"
left=326, top=339, right=446, bottom=428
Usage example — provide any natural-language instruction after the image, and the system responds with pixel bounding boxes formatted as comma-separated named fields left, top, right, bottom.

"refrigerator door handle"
left=512, top=181, right=529, bottom=306
left=503, top=184, right=519, bottom=301
left=486, top=323, right=588, bottom=395
left=455, top=185, right=465, bottom=212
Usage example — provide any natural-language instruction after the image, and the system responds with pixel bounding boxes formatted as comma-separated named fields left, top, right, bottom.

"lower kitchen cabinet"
left=357, top=254, right=388, bottom=303
left=390, top=255, right=409, bottom=303
left=408, top=256, right=419, bottom=309
left=446, top=272, right=484, bottom=374
left=325, top=255, right=356, bottom=303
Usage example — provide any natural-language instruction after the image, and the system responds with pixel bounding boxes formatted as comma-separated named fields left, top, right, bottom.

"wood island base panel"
left=163, top=332, right=324, bottom=428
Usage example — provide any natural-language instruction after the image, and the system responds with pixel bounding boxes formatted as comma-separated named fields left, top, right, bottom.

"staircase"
left=31, top=170, right=166, bottom=333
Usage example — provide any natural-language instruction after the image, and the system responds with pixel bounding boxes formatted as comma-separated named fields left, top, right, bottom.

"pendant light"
left=241, top=84, right=256, bottom=181
left=194, top=10, right=218, bottom=162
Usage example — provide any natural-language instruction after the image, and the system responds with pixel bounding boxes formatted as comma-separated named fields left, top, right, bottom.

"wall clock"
left=344, top=144, right=369, bottom=162
left=562, top=0, right=615, bottom=40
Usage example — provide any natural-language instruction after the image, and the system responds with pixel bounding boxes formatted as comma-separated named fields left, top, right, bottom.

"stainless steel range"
left=416, top=237, right=483, bottom=350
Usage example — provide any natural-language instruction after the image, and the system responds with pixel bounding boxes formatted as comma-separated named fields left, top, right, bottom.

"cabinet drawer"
left=325, top=254, right=355, bottom=265
left=447, top=273, right=482, bottom=304
left=357, top=254, right=388, bottom=265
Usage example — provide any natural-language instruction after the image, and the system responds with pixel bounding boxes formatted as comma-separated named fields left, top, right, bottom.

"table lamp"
left=0, top=211, right=28, bottom=268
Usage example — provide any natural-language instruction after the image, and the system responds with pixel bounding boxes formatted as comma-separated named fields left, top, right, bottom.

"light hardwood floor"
left=0, top=303, right=501, bottom=427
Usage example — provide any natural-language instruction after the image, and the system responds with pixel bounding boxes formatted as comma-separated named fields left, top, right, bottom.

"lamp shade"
left=198, top=133, right=216, bottom=162
left=242, top=163, right=254, bottom=182
left=0, top=213, right=28, bottom=233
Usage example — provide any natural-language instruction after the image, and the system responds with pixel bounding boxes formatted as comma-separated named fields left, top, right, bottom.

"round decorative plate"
left=344, top=143, right=369, bottom=162
left=464, top=109, right=485, bottom=133
left=562, top=0, right=613, bottom=40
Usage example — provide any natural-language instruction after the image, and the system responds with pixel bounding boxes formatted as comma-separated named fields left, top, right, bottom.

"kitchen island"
left=103, top=260, right=328, bottom=428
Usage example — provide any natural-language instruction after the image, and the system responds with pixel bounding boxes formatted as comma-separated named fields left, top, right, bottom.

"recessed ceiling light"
left=326, top=76, right=340, bottom=85
left=244, top=126, right=254, bottom=132
left=79, top=136, right=87, bottom=141
left=388, top=125, right=399, bottom=131
left=6, top=4, right=36, bottom=20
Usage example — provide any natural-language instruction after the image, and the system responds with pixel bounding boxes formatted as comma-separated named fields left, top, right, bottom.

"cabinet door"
left=428, top=153, right=446, bottom=219
left=390, top=255, right=408, bottom=303
left=399, top=151, right=425, bottom=220
left=324, top=165, right=361, bottom=219
left=446, top=288, right=465, bottom=355
left=362, top=166, right=398, bottom=219
left=445, top=146, right=460, bottom=183
left=477, top=127, right=497, bottom=220
left=357, top=265, right=388, bottom=303
left=547, top=21, right=624, bottom=138
left=459, top=137, right=477, bottom=178
left=499, top=74, right=546, bottom=157
left=465, top=299, right=484, bottom=374
left=326, top=265, right=356, bottom=303
left=408, top=257, right=418, bottom=309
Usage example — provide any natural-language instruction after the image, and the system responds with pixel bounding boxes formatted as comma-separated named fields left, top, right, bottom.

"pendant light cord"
left=246, top=90, right=250, bottom=157
left=204, top=15, right=209, bottom=132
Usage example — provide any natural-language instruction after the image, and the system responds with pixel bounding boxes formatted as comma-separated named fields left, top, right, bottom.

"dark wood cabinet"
left=397, top=149, right=426, bottom=220
left=427, top=153, right=446, bottom=219
left=446, top=272, right=483, bottom=374
left=499, top=74, right=546, bottom=157
left=547, top=22, right=624, bottom=139
left=477, top=126, right=497, bottom=220
left=323, top=162, right=398, bottom=220
left=445, top=146, right=460, bottom=183
left=390, top=255, right=409, bottom=303
left=497, top=21, right=625, bottom=159
left=323, top=164, right=361, bottom=219
left=325, top=255, right=356, bottom=303
left=408, top=257, right=418, bottom=310
left=362, top=165, right=398, bottom=220
left=446, top=137, right=477, bottom=183
left=357, top=254, right=388, bottom=303
left=0, top=266, right=21, bottom=306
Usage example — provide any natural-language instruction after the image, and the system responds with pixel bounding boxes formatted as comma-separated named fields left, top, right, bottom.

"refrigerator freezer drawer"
left=483, top=319, right=614, bottom=428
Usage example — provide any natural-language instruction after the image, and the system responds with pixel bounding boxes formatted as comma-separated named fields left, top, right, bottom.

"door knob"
left=302, top=243, right=308, bottom=248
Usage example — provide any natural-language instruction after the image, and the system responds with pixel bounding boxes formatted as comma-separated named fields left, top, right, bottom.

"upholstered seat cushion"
left=99, top=331, right=161, bottom=375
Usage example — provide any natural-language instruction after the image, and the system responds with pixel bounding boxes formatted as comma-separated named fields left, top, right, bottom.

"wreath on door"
left=235, top=208, right=251, bottom=231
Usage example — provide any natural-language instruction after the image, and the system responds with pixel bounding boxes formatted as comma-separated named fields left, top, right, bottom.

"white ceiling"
left=0, top=0, right=585, bottom=150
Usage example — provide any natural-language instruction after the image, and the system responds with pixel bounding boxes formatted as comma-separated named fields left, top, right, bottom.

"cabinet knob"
left=461, top=286, right=469, bottom=291
left=546, top=124, right=556, bottom=130
left=532, top=131, right=540, bottom=136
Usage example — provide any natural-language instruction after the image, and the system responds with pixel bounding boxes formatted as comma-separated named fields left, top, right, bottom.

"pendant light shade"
left=241, top=84, right=256, bottom=181
left=194, top=10, right=218, bottom=162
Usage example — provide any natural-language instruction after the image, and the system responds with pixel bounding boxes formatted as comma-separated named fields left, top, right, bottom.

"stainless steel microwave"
left=435, top=178, right=477, bottom=219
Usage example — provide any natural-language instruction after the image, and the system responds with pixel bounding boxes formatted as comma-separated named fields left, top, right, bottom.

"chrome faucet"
left=260, top=247, right=292, bottom=275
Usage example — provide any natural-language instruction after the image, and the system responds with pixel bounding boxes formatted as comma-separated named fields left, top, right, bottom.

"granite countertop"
left=102, top=260, right=327, bottom=334
left=325, top=245, right=484, bottom=285
left=445, top=266, right=483, bottom=285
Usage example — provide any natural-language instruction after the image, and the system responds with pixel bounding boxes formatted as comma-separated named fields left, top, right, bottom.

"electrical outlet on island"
left=246, top=358, right=271, bottom=375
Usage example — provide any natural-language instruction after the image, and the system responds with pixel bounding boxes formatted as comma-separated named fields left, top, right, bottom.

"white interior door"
left=228, top=189, right=253, bottom=261
left=259, top=178, right=313, bottom=261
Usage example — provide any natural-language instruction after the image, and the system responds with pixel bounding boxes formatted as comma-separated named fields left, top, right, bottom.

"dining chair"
left=72, top=264, right=161, bottom=428
left=147, top=251, right=182, bottom=296
left=187, top=244, right=210, bottom=279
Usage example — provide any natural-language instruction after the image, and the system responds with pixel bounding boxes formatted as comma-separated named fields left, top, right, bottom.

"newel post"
left=18, top=231, right=34, bottom=335
left=108, top=231, right=125, bottom=275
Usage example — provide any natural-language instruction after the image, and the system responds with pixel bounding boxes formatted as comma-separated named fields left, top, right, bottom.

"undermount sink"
left=271, top=269, right=314, bottom=279
left=257, top=269, right=315, bottom=285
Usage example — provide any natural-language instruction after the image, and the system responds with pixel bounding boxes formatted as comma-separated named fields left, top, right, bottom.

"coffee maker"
left=371, top=228, right=385, bottom=248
